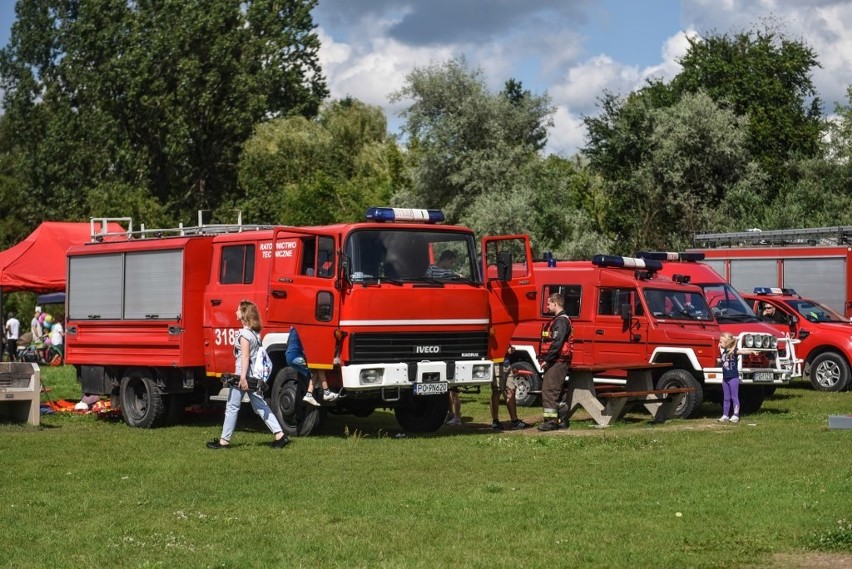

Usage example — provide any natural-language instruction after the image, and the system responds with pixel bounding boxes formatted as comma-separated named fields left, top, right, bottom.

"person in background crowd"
left=5, top=311, right=20, bottom=362
left=31, top=306, right=43, bottom=339
left=207, top=300, right=289, bottom=450
left=537, top=293, right=573, bottom=431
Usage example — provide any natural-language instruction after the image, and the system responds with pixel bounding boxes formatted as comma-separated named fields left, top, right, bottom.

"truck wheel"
left=509, top=361, right=541, bottom=407
left=655, top=369, right=703, bottom=419
left=809, top=352, right=850, bottom=392
left=394, top=393, right=449, bottom=432
left=270, top=368, right=319, bottom=436
left=120, top=369, right=167, bottom=428
left=739, top=385, right=765, bottom=414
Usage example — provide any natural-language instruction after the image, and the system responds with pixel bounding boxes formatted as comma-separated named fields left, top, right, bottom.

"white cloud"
left=546, top=107, right=587, bottom=157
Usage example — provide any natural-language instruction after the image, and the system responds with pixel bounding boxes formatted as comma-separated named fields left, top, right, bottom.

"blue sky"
left=2, top=1, right=852, bottom=156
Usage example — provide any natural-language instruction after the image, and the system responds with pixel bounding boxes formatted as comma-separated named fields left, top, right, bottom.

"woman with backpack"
left=207, top=300, right=289, bottom=450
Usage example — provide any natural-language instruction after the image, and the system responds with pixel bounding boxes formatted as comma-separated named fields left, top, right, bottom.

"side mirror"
left=496, top=251, right=512, bottom=282
left=620, top=303, right=631, bottom=322
left=341, top=255, right=351, bottom=283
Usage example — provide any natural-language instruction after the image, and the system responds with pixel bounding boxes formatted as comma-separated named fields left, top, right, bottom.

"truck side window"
left=599, top=287, right=634, bottom=316
left=300, top=238, right=317, bottom=276
left=220, top=245, right=255, bottom=285
left=317, top=236, right=335, bottom=278
left=542, top=285, right=581, bottom=317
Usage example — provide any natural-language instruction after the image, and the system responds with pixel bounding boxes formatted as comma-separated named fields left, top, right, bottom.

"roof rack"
left=90, top=212, right=274, bottom=242
left=693, top=226, right=852, bottom=248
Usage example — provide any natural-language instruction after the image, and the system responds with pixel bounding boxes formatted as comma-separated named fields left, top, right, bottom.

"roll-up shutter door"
left=68, top=254, right=124, bottom=320
left=729, top=259, right=778, bottom=294
left=124, top=250, right=183, bottom=319
left=783, top=258, right=846, bottom=315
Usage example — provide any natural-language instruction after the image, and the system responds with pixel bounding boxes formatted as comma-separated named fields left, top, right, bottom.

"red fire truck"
left=743, top=287, right=852, bottom=392
left=690, top=226, right=852, bottom=318
left=637, top=251, right=800, bottom=382
left=507, top=255, right=792, bottom=418
left=64, top=209, right=535, bottom=434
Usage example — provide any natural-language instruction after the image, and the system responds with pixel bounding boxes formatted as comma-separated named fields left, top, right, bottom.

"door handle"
left=595, top=329, right=604, bottom=335
left=211, top=299, right=222, bottom=306
left=272, top=290, right=287, bottom=299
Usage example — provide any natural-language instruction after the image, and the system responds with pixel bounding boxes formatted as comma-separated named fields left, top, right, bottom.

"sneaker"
left=302, top=392, right=320, bottom=407
left=323, top=390, right=339, bottom=403
left=271, top=435, right=290, bottom=449
left=537, top=420, right=559, bottom=432
left=490, top=420, right=503, bottom=431
left=718, top=416, right=729, bottom=422
left=730, top=415, right=740, bottom=423
left=206, top=439, right=230, bottom=450
left=510, top=419, right=530, bottom=430
left=447, top=416, right=462, bottom=426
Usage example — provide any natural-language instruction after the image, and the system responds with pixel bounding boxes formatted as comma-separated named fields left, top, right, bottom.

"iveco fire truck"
left=507, top=255, right=792, bottom=418
left=691, top=226, right=852, bottom=318
left=64, top=210, right=535, bottom=435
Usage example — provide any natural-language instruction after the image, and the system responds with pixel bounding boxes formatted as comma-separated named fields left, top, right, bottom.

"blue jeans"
left=220, top=387, right=283, bottom=442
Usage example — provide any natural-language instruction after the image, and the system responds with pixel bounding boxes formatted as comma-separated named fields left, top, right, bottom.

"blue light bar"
left=754, top=287, right=797, bottom=296
left=636, top=251, right=705, bottom=262
left=592, top=255, right=663, bottom=271
left=365, top=207, right=445, bottom=223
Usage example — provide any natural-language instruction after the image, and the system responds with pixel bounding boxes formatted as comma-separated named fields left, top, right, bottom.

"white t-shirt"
left=50, top=322, right=64, bottom=346
left=5, top=317, right=20, bottom=340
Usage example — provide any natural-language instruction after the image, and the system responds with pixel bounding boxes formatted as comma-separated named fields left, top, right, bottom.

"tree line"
left=1, top=0, right=851, bottom=261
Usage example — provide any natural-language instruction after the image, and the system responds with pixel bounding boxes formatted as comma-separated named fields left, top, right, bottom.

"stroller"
left=16, top=331, right=63, bottom=366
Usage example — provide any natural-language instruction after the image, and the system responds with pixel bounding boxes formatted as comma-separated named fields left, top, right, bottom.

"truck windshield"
left=345, top=229, right=480, bottom=284
left=643, top=289, right=713, bottom=321
left=787, top=299, right=849, bottom=323
left=700, top=284, right=759, bottom=323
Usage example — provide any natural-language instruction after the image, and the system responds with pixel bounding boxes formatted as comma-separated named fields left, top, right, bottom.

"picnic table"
left=561, top=362, right=691, bottom=426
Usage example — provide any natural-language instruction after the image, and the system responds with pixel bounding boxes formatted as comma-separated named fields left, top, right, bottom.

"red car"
left=744, top=288, right=852, bottom=392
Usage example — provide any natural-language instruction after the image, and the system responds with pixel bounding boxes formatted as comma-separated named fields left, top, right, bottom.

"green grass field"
left=1, top=367, right=850, bottom=568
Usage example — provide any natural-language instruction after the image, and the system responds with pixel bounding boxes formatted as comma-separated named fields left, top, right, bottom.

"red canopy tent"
left=0, top=221, right=124, bottom=293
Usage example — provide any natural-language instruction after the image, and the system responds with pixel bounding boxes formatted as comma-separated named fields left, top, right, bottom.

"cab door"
left=266, top=229, right=340, bottom=366
left=482, top=235, right=537, bottom=361
left=591, top=286, right=648, bottom=363
left=205, top=240, right=263, bottom=373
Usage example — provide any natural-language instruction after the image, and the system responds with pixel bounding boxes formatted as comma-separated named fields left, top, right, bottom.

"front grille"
left=349, top=332, right=489, bottom=365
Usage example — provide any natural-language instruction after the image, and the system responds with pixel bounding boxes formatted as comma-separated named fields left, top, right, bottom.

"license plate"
left=753, top=372, right=774, bottom=382
left=413, top=382, right=448, bottom=395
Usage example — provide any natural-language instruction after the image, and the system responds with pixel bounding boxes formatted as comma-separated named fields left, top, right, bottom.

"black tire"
left=270, top=368, right=320, bottom=436
left=509, top=361, right=541, bottom=407
left=120, top=369, right=167, bottom=428
left=655, top=369, right=703, bottom=419
left=808, top=352, right=851, bottom=392
left=739, top=385, right=765, bottom=414
left=394, top=393, right=449, bottom=432
left=763, top=386, right=777, bottom=397
left=166, top=393, right=187, bottom=425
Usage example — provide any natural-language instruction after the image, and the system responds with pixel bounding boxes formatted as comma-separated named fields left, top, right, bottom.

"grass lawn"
left=1, top=367, right=850, bottom=568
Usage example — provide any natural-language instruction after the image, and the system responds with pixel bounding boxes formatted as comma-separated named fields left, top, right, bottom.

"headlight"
left=770, top=336, right=778, bottom=348
left=472, top=364, right=491, bottom=380
left=359, top=368, right=384, bottom=385
left=744, top=334, right=754, bottom=348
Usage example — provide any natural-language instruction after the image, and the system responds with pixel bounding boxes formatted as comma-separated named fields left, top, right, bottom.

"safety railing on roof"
left=693, top=226, right=852, bottom=248
left=89, top=212, right=274, bottom=242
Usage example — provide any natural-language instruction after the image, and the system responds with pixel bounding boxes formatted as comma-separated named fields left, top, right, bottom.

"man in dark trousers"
left=538, top=292, right=572, bottom=431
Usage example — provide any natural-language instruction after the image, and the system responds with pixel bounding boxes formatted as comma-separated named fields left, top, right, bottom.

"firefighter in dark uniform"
left=538, top=292, right=572, bottom=431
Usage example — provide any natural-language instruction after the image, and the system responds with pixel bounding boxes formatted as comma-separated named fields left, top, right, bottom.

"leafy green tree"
left=236, top=99, right=401, bottom=225
left=671, top=27, right=823, bottom=197
left=0, top=0, right=327, bottom=231
left=585, top=90, right=762, bottom=252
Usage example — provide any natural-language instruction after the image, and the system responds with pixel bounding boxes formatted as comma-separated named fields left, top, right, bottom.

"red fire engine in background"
left=507, top=255, right=792, bottom=418
left=744, top=287, right=852, bottom=392
left=690, top=226, right=852, bottom=318
left=65, top=209, right=535, bottom=435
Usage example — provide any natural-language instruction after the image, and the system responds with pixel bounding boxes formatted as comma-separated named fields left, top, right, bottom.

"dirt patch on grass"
left=757, top=552, right=852, bottom=568
left=479, top=414, right=742, bottom=436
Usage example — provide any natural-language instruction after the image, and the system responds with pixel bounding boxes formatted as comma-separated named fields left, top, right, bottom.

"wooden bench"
left=561, top=362, right=693, bottom=426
